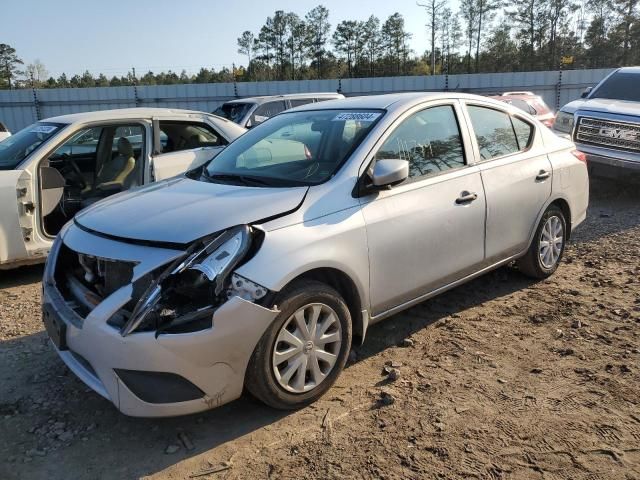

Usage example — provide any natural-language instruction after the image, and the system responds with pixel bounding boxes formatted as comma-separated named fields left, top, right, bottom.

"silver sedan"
left=42, top=93, right=589, bottom=416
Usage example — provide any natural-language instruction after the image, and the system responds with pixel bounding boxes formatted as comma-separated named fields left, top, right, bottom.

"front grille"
left=575, top=117, right=640, bottom=152
left=54, top=244, right=136, bottom=319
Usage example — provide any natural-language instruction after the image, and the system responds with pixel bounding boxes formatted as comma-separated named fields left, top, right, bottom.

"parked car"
left=0, top=121, right=11, bottom=142
left=213, top=92, right=345, bottom=129
left=0, top=108, right=245, bottom=269
left=489, top=92, right=555, bottom=128
left=43, top=93, right=588, bottom=417
left=553, top=67, right=640, bottom=179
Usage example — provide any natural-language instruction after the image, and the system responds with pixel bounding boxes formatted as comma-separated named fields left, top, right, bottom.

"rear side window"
left=251, top=101, right=287, bottom=125
left=289, top=98, right=314, bottom=108
left=375, top=105, right=465, bottom=180
left=511, top=117, right=534, bottom=150
left=467, top=106, right=520, bottom=160
left=508, top=99, right=536, bottom=115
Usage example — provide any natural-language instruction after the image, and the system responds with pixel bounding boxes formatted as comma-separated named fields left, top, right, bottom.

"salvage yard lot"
left=1, top=178, right=639, bottom=480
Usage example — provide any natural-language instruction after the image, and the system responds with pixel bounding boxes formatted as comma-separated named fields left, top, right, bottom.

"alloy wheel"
left=272, top=303, right=343, bottom=394
left=539, top=215, right=564, bottom=269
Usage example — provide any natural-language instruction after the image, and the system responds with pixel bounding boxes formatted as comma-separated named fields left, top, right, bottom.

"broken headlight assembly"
left=121, top=225, right=267, bottom=336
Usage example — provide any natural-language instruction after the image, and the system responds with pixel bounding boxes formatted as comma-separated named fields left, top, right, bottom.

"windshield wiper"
left=202, top=172, right=276, bottom=187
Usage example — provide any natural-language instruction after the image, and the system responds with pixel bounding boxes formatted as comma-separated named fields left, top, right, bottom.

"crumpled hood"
left=75, top=177, right=307, bottom=245
left=562, top=98, right=640, bottom=118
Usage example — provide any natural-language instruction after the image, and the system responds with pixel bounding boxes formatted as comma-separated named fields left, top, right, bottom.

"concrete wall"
left=0, top=68, right=614, bottom=132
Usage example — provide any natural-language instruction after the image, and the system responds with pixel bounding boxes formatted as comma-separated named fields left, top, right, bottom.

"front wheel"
left=517, top=206, right=567, bottom=279
left=245, top=280, right=352, bottom=410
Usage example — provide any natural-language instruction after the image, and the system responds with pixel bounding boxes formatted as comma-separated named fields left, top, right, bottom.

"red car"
left=489, top=92, right=555, bottom=128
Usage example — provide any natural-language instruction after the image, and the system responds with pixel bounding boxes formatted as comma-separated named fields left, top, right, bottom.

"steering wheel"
left=67, top=159, right=87, bottom=189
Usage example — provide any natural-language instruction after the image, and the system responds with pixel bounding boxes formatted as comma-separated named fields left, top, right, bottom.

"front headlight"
left=553, top=111, right=574, bottom=134
left=121, top=225, right=255, bottom=336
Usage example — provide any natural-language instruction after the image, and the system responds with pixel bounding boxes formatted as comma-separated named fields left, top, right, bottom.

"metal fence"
left=0, top=68, right=614, bottom=132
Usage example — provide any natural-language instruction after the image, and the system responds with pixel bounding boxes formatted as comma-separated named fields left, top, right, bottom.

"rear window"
left=591, top=72, right=640, bottom=102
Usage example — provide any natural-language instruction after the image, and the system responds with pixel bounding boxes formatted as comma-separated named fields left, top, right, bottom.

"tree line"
left=1, top=0, right=638, bottom=89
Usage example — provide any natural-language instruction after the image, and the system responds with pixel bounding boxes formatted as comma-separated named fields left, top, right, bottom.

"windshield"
left=590, top=72, right=640, bottom=102
left=0, top=122, right=65, bottom=170
left=213, top=102, right=254, bottom=124
left=203, top=109, right=384, bottom=187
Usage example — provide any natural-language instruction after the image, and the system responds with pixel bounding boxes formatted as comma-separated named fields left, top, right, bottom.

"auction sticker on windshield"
left=332, top=112, right=381, bottom=122
left=29, top=125, right=58, bottom=134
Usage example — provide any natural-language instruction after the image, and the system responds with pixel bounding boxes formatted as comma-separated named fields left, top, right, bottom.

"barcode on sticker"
left=332, top=112, right=381, bottom=122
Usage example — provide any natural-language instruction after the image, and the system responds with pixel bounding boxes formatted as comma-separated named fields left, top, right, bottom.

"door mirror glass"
left=581, top=87, right=593, bottom=98
left=371, top=159, right=409, bottom=187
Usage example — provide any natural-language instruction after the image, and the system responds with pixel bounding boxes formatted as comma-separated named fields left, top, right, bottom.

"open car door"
left=0, top=170, right=40, bottom=267
left=149, top=118, right=228, bottom=181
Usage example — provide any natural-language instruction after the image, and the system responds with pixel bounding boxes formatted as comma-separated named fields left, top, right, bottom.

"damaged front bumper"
left=42, top=224, right=278, bottom=417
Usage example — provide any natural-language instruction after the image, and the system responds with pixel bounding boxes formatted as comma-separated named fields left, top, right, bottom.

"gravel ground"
left=0, top=178, right=638, bottom=480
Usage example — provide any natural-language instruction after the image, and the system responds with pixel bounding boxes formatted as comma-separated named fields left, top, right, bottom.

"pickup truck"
left=553, top=67, right=640, bottom=179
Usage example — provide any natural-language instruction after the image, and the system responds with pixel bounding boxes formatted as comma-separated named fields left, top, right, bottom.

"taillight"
left=571, top=149, right=587, bottom=163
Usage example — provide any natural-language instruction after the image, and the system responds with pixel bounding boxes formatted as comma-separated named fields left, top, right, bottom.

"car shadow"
left=0, top=328, right=290, bottom=480
left=572, top=176, right=640, bottom=244
left=351, top=264, right=535, bottom=365
left=0, top=264, right=44, bottom=289
left=0, top=264, right=536, bottom=480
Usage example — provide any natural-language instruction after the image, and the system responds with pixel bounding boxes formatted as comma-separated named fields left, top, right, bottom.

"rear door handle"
left=536, top=170, right=551, bottom=181
left=455, top=191, right=478, bottom=205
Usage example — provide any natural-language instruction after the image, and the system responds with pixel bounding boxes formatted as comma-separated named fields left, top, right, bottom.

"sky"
left=3, top=0, right=444, bottom=79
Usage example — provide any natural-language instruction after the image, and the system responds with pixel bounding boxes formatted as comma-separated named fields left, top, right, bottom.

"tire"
left=517, top=205, right=567, bottom=279
left=245, top=280, right=352, bottom=410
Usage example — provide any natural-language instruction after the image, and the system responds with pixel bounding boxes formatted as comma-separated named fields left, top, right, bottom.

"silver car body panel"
left=75, top=176, right=308, bottom=244
left=43, top=93, right=588, bottom=416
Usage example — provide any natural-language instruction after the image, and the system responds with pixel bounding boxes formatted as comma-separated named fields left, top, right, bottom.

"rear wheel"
left=245, top=280, right=352, bottom=410
left=517, top=205, right=567, bottom=279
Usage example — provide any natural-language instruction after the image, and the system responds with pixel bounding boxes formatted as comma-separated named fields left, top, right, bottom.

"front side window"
left=159, top=121, right=225, bottom=154
left=374, top=105, right=465, bottom=180
left=467, top=106, right=520, bottom=160
left=203, top=109, right=383, bottom=186
left=0, top=122, right=65, bottom=170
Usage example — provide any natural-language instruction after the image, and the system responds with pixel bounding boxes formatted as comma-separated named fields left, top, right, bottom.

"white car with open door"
left=0, top=108, right=245, bottom=269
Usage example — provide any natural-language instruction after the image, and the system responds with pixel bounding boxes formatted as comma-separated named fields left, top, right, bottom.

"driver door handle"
left=455, top=191, right=478, bottom=205
left=536, top=169, right=551, bottom=181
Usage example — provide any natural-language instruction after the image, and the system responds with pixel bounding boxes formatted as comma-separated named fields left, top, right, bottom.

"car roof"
left=489, top=94, right=539, bottom=100
left=617, top=66, right=640, bottom=73
left=287, top=92, right=516, bottom=112
left=43, top=107, right=224, bottom=125
left=224, top=92, right=344, bottom=105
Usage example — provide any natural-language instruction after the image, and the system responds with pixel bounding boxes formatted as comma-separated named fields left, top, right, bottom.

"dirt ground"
left=1, top=178, right=638, bottom=480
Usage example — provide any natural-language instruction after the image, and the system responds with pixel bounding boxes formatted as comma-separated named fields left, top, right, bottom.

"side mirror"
left=371, top=159, right=409, bottom=187
left=581, top=87, right=593, bottom=98
left=245, top=119, right=253, bottom=129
